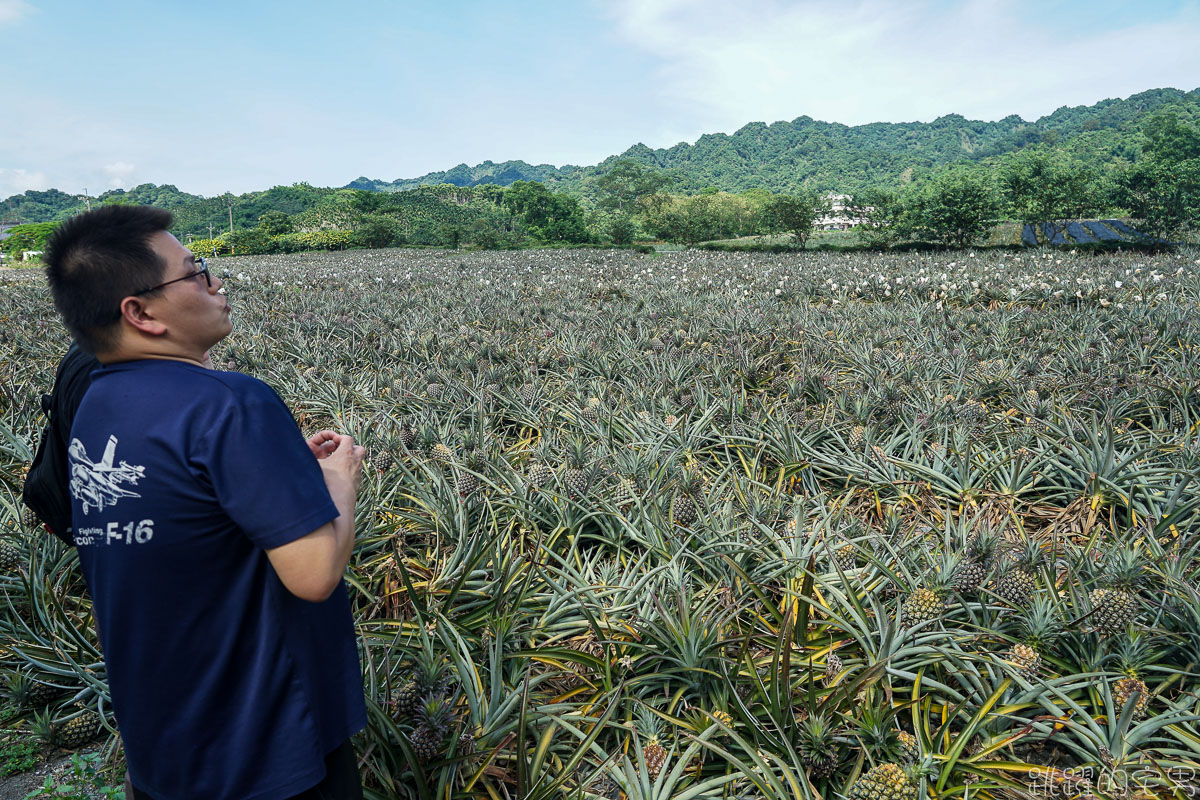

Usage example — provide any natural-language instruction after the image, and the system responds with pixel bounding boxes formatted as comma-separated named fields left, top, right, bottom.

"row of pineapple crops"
left=2, top=246, right=1199, bottom=799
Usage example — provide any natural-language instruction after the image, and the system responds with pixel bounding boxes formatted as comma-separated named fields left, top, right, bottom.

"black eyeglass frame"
left=131, top=257, right=211, bottom=297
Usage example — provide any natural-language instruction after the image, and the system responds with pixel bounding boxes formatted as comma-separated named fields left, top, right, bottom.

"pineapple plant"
left=642, top=734, right=667, bottom=780
left=454, top=450, right=483, bottom=497
left=562, top=438, right=592, bottom=499
left=848, top=424, right=865, bottom=449
left=398, top=421, right=417, bottom=452
left=29, top=709, right=56, bottom=748
left=424, top=371, right=445, bottom=400
left=611, top=448, right=648, bottom=509
left=1086, top=544, right=1145, bottom=636
left=1, top=537, right=22, bottom=570
left=952, top=528, right=997, bottom=593
left=5, top=672, right=67, bottom=709
left=670, top=470, right=704, bottom=527
left=373, top=447, right=397, bottom=474
left=453, top=435, right=484, bottom=497
left=580, top=396, right=602, bottom=424
left=896, top=731, right=919, bottom=765
left=991, top=536, right=1043, bottom=607
left=418, top=426, right=455, bottom=466
left=527, top=440, right=555, bottom=490
left=848, top=762, right=917, bottom=800
left=392, top=648, right=450, bottom=720
left=410, top=691, right=456, bottom=763
left=1112, top=634, right=1153, bottom=718
left=796, top=713, right=840, bottom=779
left=1006, top=593, right=1061, bottom=679
left=902, top=551, right=955, bottom=628
left=518, top=381, right=539, bottom=408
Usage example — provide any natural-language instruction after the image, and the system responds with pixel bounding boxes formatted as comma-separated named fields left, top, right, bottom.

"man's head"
left=45, top=205, right=230, bottom=361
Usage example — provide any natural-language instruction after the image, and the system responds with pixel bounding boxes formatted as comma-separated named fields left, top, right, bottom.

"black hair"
left=44, top=205, right=174, bottom=355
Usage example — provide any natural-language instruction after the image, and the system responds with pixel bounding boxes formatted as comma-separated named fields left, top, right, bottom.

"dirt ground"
left=0, top=749, right=75, bottom=799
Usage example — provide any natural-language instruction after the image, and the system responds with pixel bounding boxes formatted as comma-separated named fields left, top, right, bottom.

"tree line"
left=3, top=110, right=1196, bottom=260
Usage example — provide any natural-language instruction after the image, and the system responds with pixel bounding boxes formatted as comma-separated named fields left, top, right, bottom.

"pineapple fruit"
left=901, top=588, right=944, bottom=627
left=848, top=762, right=917, bottom=800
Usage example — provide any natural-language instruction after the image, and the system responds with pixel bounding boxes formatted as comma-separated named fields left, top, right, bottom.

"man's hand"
left=306, top=430, right=343, bottom=460
left=318, top=434, right=366, bottom=494
left=265, top=434, right=366, bottom=603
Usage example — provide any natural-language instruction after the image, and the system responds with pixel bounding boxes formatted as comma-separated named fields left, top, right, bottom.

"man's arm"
left=265, top=434, right=365, bottom=602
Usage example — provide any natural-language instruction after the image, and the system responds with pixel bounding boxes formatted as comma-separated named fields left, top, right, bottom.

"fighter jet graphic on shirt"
left=69, top=435, right=144, bottom=515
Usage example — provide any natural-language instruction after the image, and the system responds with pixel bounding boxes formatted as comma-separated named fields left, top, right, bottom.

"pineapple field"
left=2, top=245, right=1200, bottom=799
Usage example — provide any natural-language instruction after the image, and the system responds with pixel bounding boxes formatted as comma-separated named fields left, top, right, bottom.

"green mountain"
left=345, top=159, right=579, bottom=192
left=4, top=86, right=1197, bottom=234
left=349, top=87, right=1200, bottom=196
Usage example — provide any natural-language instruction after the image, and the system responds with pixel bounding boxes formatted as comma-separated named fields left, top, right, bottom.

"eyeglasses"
left=132, top=257, right=211, bottom=296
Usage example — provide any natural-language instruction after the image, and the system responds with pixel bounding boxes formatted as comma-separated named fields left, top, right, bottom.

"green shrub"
left=0, top=734, right=38, bottom=777
left=24, top=752, right=124, bottom=799
left=226, top=228, right=275, bottom=255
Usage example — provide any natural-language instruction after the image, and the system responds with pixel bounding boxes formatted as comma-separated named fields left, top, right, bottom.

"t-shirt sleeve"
left=199, top=378, right=338, bottom=549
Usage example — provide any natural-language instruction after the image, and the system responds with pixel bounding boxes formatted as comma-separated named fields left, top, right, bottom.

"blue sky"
left=3, top=0, right=1198, bottom=198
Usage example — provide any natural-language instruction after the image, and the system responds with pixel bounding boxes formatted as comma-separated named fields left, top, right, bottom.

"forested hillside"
left=3, top=87, right=1196, bottom=255
left=350, top=87, right=1199, bottom=196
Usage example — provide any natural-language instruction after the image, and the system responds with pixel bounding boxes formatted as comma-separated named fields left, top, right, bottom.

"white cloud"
left=604, top=0, right=1200, bottom=134
left=102, top=161, right=136, bottom=188
left=0, top=168, right=49, bottom=197
left=0, top=0, right=32, bottom=26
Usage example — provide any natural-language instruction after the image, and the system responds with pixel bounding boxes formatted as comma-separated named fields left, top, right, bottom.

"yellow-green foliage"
left=277, top=230, right=353, bottom=251
left=184, top=237, right=229, bottom=256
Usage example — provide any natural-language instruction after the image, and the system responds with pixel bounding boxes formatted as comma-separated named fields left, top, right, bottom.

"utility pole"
left=83, top=189, right=91, bottom=211
left=227, top=201, right=234, bottom=235
left=208, top=222, right=214, bottom=240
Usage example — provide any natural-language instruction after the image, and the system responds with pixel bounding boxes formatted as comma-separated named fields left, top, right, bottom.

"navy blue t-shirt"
left=68, top=359, right=366, bottom=800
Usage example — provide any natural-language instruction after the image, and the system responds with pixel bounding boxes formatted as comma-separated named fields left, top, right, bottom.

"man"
left=44, top=205, right=367, bottom=800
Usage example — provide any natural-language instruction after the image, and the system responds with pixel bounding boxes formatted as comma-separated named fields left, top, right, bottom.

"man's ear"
left=119, top=296, right=168, bottom=337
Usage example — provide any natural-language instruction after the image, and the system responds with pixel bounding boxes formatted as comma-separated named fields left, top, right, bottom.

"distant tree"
left=257, top=210, right=294, bottom=236
left=608, top=215, right=635, bottom=246
left=595, top=160, right=670, bottom=214
left=911, top=169, right=1000, bottom=248
left=644, top=192, right=755, bottom=244
left=759, top=192, right=830, bottom=248
left=226, top=228, right=274, bottom=255
left=0, top=222, right=57, bottom=260
left=468, top=218, right=501, bottom=249
left=503, top=181, right=590, bottom=244
left=1143, top=111, right=1200, bottom=162
left=844, top=188, right=906, bottom=248
left=468, top=215, right=523, bottom=250
left=441, top=223, right=463, bottom=249
left=738, top=188, right=773, bottom=233
left=353, top=215, right=402, bottom=249
left=1003, top=149, right=1097, bottom=245
left=1118, top=111, right=1200, bottom=244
